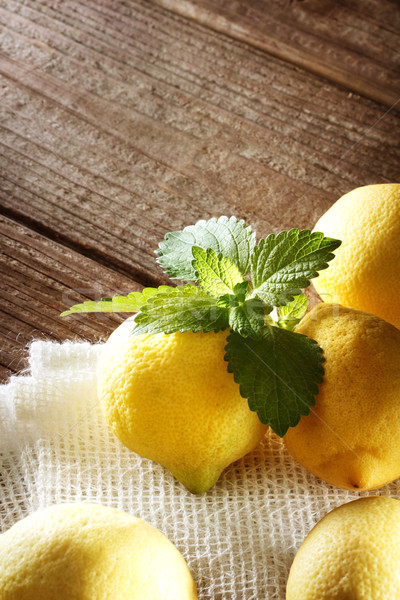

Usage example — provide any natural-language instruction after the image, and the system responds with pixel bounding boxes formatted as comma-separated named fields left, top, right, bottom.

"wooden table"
left=1, top=0, right=399, bottom=382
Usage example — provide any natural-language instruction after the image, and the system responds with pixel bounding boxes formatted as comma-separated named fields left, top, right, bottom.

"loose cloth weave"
left=1, top=340, right=399, bottom=599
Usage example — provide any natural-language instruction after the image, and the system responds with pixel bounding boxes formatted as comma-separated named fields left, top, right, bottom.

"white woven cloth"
left=1, top=340, right=399, bottom=599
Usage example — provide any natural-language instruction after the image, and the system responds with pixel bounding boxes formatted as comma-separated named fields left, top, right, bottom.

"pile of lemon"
left=99, top=183, right=400, bottom=496
left=1, top=183, right=399, bottom=599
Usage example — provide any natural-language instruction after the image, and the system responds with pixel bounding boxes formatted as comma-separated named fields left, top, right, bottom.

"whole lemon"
left=312, top=183, right=400, bottom=329
left=0, top=503, right=198, bottom=599
left=97, top=320, right=268, bottom=494
left=286, top=496, right=400, bottom=599
left=284, top=302, right=400, bottom=491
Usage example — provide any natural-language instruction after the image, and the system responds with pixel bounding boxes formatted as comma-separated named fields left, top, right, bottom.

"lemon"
left=97, top=320, right=267, bottom=494
left=312, top=183, right=400, bottom=329
left=0, top=502, right=198, bottom=599
left=286, top=496, right=400, bottom=599
left=284, top=302, right=400, bottom=491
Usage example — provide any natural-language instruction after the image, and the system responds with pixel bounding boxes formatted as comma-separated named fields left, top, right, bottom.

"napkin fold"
left=1, top=340, right=397, bottom=599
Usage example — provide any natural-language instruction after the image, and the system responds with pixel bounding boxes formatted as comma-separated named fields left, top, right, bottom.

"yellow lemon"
left=97, top=320, right=267, bottom=494
left=286, top=496, right=400, bottom=599
left=0, top=502, right=198, bottom=599
left=312, top=183, right=400, bottom=329
left=284, top=302, right=400, bottom=491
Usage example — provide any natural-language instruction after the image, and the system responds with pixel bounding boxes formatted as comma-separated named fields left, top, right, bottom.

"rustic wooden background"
left=1, top=0, right=399, bottom=381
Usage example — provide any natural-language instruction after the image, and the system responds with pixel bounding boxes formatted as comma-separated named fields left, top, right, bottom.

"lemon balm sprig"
left=62, top=216, right=341, bottom=437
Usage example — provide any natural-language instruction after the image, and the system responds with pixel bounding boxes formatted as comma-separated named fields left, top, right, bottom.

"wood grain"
left=0, top=0, right=399, bottom=380
left=153, top=0, right=400, bottom=107
left=1, top=0, right=398, bottom=256
left=0, top=215, right=140, bottom=380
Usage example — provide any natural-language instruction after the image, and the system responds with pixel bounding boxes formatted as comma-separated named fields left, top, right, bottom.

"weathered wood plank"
left=0, top=0, right=398, bottom=281
left=153, top=0, right=400, bottom=107
left=0, top=0, right=399, bottom=382
left=0, top=215, right=140, bottom=381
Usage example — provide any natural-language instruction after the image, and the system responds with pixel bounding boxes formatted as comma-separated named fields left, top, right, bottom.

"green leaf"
left=157, top=216, right=256, bottom=281
left=232, top=281, right=249, bottom=302
left=192, top=246, right=245, bottom=297
left=225, top=326, right=325, bottom=437
left=133, top=285, right=229, bottom=335
left=277, top=293, right=308, bottom=331
left=60, top=288, right=158, bottom=316
left=250, top=229, right=341, bottom=308
left=229, top=298, right=270, bottom=339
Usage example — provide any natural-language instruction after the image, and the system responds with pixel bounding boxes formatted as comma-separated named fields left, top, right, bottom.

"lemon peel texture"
left=97, top=320, right=268, bottom=493
left=284, top=302, right=400, bottom=491
left=286, top=497, right=400, bottom=600
left=0, top=502, right=198, bottom=599
left=312, top=183, right=400, bottom=329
